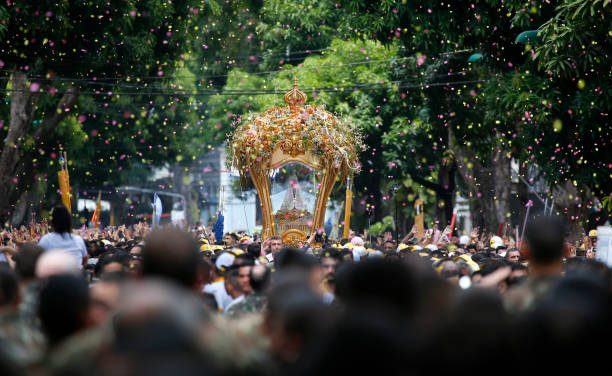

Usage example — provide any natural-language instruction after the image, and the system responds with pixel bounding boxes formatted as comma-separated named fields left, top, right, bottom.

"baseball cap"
left=351, top=236, right=365, bottom=247
left=215, top=252, right=235, bottom=272
left=490, top=236, right=504, bottom=249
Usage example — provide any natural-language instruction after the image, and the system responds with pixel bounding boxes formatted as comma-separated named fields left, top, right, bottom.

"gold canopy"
left=228, top=79, right=361, bottom=243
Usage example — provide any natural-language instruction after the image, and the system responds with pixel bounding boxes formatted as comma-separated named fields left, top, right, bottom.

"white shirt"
left=204, top=280, right=233, bottom=311
left=323, top=292, right=335, bottom=305
left=38, top=232, right=87, bottom=269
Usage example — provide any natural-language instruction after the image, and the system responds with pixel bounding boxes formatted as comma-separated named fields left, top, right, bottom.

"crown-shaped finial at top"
left=284, top=77, right=307, bottom=107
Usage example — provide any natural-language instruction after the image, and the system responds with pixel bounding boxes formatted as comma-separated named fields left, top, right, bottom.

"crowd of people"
left=0, top=205, right=609, bottom=375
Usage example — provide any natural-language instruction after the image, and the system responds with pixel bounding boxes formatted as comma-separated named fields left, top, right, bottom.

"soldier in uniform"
left=226, top=264, right=269, bottom=318
left=0, top=265, right=45, bottom=368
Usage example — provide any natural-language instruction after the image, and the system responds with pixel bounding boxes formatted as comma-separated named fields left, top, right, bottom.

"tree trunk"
left=435, top=155, right=456, bottom=229
left=0, top=72, right=79, bottom=222
left=516, top=160, right=529, bottom=230
left=492, top=146, right=511, bottom=227
left=552, top=181, right=589, bottom=243
left=11, top=178, right=41, bottom=226
left=11, top=189, right=30, bottom=226
left=452, top=132, right=511, bottom=233
left=0, top=72, right=39, bottom=220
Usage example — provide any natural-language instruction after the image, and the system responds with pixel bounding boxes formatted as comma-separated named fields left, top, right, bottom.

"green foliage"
left=536, top=0, right=611, bottom=77
left=256, top=0, right=344, bottom=68
left=0, top=1, right=216, bottom=217
left=0, top=0, right=608, bottom=226
left=337, top=0, right=610, bottom=208
left=369, top=215, right=395, bottom=236
left=0, top=1, right=204, bottom=76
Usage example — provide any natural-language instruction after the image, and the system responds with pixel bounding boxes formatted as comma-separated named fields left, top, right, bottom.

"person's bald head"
left=141, top=229, right=199, bottom=289
left=36, top=250, right=80, bottom=279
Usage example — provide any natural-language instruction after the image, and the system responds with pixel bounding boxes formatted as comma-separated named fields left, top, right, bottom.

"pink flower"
left=416, top=54, right=427, bottom=67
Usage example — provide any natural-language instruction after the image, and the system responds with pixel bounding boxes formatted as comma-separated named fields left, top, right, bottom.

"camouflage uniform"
left=18, top=282, right=40, bottom=326
left=504, top=276, right=557, bottom=314
left=225, top=293, right=267, bottom=318
left=0, top=310, right=46, bottom=367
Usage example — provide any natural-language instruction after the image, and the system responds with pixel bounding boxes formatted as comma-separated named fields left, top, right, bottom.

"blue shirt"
left=38, top=232, right=87, bottom=269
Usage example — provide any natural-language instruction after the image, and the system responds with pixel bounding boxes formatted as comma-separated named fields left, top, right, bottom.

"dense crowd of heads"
left=0, top=206, right=609, bottom=375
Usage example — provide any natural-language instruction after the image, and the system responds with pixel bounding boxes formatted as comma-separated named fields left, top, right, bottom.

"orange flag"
left=58, top=152, right=71, bottom=212
left=342, top=177, right=353, bottom=239
left=91, top=191, right=102, bottom=228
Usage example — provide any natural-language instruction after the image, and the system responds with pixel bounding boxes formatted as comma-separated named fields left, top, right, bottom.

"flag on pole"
left=497, top=223, right=504, bottom=237
left=520, top=200, right=534, bottom=246
left=153, top=193, right=162, bottom=228
left=109, top=205, right=115, bottom=227
left=214, top=211, right=224, bottom=243
left=342, top=177, right=353, bottom=239
left=58, top=152, right=72, bottom=212
left=91, top=191, right=102, bottom=228
left=449, top=209, right=458, bottom=237
left=29, top=212, right=36, bottom=239
left=414, top=198, right=425, bottom=239
left=214, top=185, right=225, bottom=242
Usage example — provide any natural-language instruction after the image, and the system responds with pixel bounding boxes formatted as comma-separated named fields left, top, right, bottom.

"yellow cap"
left=589, top=229, right=598, bottom=237
left=455, top=254, right=480, bottom=272
left=397, top=243, right=410, bottom=252
left=230, top=248, right=245, bottom=256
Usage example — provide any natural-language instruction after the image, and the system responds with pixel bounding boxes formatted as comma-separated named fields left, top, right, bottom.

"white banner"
left=596, top=226, right=612, bottom=267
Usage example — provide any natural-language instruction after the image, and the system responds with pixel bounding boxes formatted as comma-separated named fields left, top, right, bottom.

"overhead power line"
left=0, top=71, right=472, bottom=93
left=0, top=78, right=490, bottom=98
left=0, top=48, right=473, bottom=82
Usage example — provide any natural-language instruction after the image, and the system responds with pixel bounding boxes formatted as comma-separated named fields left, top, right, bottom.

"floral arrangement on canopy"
left=228, top=80, right=362, bottom=174
left=227, top=79, right=363, bottom=241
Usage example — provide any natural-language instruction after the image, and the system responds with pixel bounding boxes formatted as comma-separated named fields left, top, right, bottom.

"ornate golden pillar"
left=249, top=166, right=275, bottom=239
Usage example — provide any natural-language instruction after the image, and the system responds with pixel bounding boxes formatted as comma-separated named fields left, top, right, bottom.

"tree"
left=0, top=1, right=207, bottom=222
left=531, top=0, right=611, bottom=200
left=336, top=0, right=610, bottom=233
left=256, top=0, right=344, bottom=68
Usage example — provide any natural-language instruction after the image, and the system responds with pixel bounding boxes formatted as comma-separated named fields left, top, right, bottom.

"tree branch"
left=0, top=72, right=39, bottom=177
left=409, top=172, right=442, bottom=193
left=33, top=86, right=80, bottom=143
